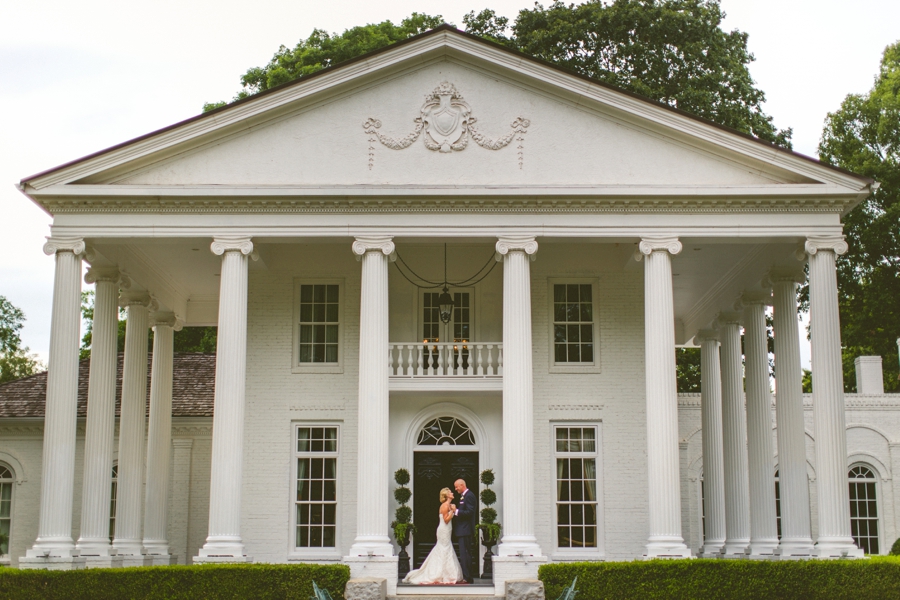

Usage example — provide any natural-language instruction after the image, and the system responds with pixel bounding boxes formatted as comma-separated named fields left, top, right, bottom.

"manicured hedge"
left=0, top=563, right=350, bottom=600
left=540, top=557, right=900, bottom=600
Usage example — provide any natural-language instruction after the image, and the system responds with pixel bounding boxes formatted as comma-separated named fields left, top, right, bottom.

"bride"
left=402, top=487, right=464, bottom=584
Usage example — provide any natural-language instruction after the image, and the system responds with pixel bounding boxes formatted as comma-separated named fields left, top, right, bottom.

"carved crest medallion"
left=363, top=82, right=530, bottom=169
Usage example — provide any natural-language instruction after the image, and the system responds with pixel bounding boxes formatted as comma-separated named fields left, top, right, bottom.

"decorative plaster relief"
left=363, top=82, right=530, bottom=169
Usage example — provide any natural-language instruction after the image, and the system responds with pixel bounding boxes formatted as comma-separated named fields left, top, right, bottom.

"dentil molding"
left=363, top=82, right=530, bottom=169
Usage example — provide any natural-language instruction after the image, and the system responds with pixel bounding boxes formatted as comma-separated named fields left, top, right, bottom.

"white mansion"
left=1, top=25, right=896, bottom=595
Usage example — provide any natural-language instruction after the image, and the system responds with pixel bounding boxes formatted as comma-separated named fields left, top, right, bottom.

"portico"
left=11, top=25, right=874, bottom=589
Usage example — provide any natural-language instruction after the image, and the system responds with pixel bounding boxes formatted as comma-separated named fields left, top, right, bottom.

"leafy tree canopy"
left=818, top=41, right=900, bottom=392
left=203, top=0, right=790, bottom=148
left=0, top=295, right=44, bottom=383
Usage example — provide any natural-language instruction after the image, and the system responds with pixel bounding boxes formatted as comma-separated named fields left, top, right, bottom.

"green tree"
left=205, top=1, right=790, bottom=149
left=203, top=13, right=447, bottom=111
left=0, top=295, right=44, bottom=383
left=676, top=347, right=701, bottom=393
left=818, top=41, right=900, bottom=392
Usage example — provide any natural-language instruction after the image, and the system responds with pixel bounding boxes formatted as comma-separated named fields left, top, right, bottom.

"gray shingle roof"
left=0, top=353, right=215, bottom=418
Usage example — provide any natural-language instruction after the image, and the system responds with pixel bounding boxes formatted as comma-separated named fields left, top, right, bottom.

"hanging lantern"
left=438, top=286, right=453, bottom=324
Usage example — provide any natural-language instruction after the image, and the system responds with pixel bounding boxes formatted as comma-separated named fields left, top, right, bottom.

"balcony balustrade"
left=388, top=342, right=503, bottom=379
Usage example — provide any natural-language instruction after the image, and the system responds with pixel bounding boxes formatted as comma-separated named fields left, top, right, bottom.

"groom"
left=452, top=478, right=477, bottom=584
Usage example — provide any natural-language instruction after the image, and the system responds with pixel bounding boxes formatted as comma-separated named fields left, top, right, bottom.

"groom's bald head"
left=454, top=479, right=466, bottom=494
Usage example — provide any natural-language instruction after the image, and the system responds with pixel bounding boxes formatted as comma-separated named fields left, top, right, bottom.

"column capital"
left=119, top=292, right=156, bottom=311
left=352, top=236, right=396, bottom=260
left=150, top=312, right=183, bottom=331
left=694, top=329, right=720, bottom=344
left=211, top=236, right=258, bottom=260
left=735, top=290, right=773, bottom=310
left=495, top=235, right=538, bottom=260
left=634, top=236, right=682, bottom=261
left=762, top=268, right=806, bottom=287
left=84, top=267, right=121, bottom=285
left=798, top=235, right=848, bottom=259
left=43, top=236, right=86, bottom=257
left=714, top=311, right=744, bottom=327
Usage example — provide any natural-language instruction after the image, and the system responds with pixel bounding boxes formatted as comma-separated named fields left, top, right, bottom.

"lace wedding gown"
left=402, top=513, right=464, bottom=584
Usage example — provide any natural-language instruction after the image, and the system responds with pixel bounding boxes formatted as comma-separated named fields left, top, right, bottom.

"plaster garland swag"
left=363, top=82, right=530, bottom=169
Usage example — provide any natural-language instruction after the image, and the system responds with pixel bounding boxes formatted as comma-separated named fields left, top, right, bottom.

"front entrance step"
left=395, top=582, right=496, bottom=597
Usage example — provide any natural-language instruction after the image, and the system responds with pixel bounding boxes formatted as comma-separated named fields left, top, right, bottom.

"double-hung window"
left=548, top=280, right=600, bottom=372
left=0, top=463, right=12, bottom=556
left=293, top=425, right=339, bottom=553
left=554, top=425, right=602, bottom=555
left=293, top=281, right=343, bottom=373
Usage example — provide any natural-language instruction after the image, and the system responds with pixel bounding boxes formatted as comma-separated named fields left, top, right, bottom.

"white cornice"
left=21, top=30, right=871, bottom=199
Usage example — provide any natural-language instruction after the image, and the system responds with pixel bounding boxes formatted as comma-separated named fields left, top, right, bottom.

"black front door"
left=412, top=451, right=479, bottom=568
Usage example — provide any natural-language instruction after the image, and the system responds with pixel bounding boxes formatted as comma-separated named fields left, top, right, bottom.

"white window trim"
left=549, top=421, right=604, bottom=560
left=292, top=279, right=344, bottom=374
left=848, top=461, right=882, bottom=555
left=547, top=279, right=601, bottom=374
left=0, top=460, right=15, bottom=561
left=288, top=422, right=343, bottom=561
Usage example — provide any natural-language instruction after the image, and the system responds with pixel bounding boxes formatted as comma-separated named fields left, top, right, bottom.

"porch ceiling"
left=87, top=236, right=802, bottom=339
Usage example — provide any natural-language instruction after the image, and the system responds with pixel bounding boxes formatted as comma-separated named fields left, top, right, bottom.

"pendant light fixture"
left=438, top=244, right=453, bottom=324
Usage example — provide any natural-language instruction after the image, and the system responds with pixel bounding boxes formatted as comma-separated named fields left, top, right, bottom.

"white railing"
left=389, top=342, right=503, bottom=377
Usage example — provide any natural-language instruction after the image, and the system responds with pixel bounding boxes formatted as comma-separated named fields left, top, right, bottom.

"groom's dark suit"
left=454, top=488, right=478, bottom=583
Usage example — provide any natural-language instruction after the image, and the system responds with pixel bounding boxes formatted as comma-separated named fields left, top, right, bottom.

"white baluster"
left=417, top=345, right=424, bottom=376
left=486, top=344, right=494, bottom=375
left=497, top=344, right=504, bottom=376
left=476, top=345, right=484, bottom=376
left=466, top=345, right=473, bottom=376
left=405, top=345, right=413, bottom=376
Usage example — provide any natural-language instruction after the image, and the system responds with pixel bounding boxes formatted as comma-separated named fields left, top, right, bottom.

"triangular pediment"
left=22, top=27, right=871, bottom=211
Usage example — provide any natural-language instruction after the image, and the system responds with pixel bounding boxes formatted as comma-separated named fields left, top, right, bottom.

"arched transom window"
left=417, top=417, right=475, bottom=446
left=849, top=465, right=879, bottom=554
left=0, top=463, right=13, bottom=556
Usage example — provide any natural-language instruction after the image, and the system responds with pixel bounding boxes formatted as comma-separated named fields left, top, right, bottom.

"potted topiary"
left=390, top=468, right=416, bottom=578
left=476, top=469, right=501, bottom=579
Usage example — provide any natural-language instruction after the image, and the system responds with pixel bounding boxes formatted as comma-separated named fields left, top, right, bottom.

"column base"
left=492, top=555, right=549, bottom=596
left=497, top=536, right=543, bottom=557
left=347, top=536, right=394, bottom=558
left=25, top=537, right=79, bottom=559
left=747, top=539, right=779, bottom=559
left=146, top=554, right=179, bottom=566
left=84, top=556, right=125, bottom=569
left=813, top=538, right=865, bottom=558
left=699, top=541, right=725, bottom=558
left=775, top=539, right=814, bottom=559
left=197, top=535, right=248, bottom=561
left=19, top=556, right=86, bottom=570
left=644, top=536, right=693, bottom=559
left=343, top=556, right=398, bottom=596
left=76, top=538, right=117, bottom=558
left=722, top=540, right=750, bottom=558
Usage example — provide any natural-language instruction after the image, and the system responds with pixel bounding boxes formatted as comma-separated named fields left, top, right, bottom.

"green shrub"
left=540, top=558, right=900, bottom=600
left=0, top=563, right=350, bottom=600
left=891, top=538, right=900, bottom=556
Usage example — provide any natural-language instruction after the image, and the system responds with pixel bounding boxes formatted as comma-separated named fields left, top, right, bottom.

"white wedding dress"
left=402, top=512, right=464, bottom=584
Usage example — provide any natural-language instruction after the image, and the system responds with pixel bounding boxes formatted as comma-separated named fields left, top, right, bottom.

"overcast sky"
left=1, top=0, right=897, bottom=366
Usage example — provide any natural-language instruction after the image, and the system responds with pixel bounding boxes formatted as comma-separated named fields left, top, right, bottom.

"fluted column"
left=696, top=330, right=726, bottom=556
left=197, top=236, right=256, bottom=561
left=113, top=292, right=153, bottom=560
left=767, top=270, right=814, bottom=556
left=496, top=236, right=542, bottom=557
left=716, top=313, right=751, bottom=556
left=23, top=237, right=85, bottom=565
left=740, top=292, right=779, bottom=557
left=76, top=268, right=123, bottom=559
left=803, top=236, right=863, bottom=557
left=143, top=313, right=180, bottom=561
left=636, top=236, right=691, bottom=557
left=348, top=236, right=395, bottom=556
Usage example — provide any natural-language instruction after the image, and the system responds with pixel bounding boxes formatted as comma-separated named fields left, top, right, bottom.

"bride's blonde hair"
left=439, top=487, right=453, bottom=503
